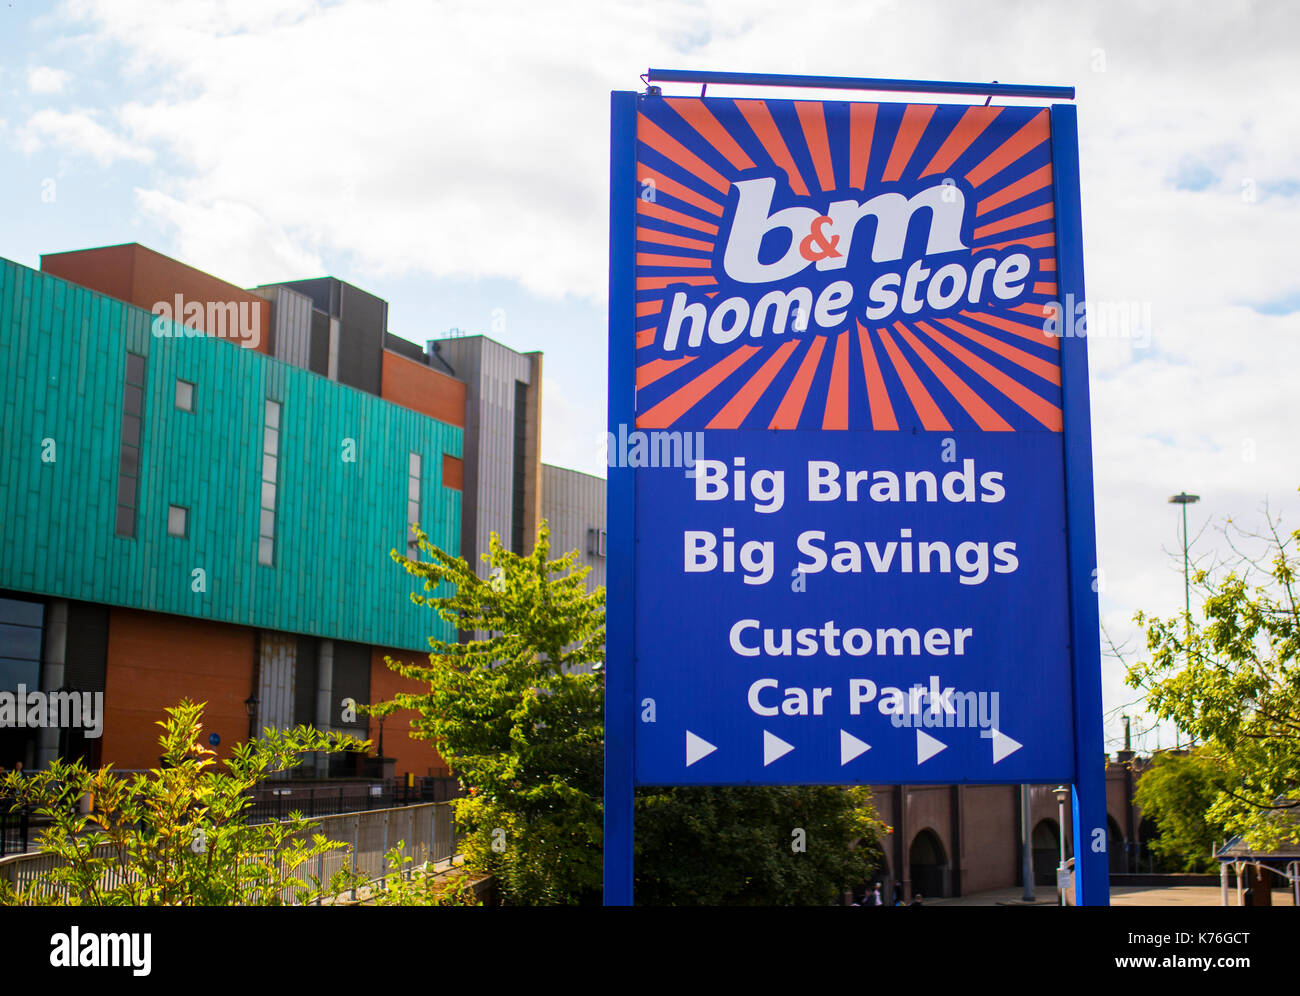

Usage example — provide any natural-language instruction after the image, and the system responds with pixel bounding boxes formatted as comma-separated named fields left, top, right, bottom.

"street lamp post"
left=1054, top=785, right=1070, bottom=907
left=1168, top=492, right=1201, bottom=749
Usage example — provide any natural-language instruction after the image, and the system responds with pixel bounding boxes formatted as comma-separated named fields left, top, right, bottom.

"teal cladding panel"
left=0, top=258, right=460, bottom=652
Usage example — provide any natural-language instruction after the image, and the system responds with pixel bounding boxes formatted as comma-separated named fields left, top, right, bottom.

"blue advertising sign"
left=606, top=74, right=1106, bottom=905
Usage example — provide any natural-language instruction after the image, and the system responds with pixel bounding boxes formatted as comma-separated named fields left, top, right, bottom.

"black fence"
left=0, top=797, right=29, bottom=858
left=244, top=776, right=463, bottom=823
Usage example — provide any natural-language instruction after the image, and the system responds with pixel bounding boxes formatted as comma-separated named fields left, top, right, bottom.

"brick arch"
left=909, top=826, right=951, bottom=900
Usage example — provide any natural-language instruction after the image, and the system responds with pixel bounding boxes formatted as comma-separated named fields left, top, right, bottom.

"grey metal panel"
left=257, top=632, right=297, bottom=732
left=251, top=285, right=313, bottom=370
left=541, top=464, right=606, bottom=592
left=431, top=336, right=533, bottom=578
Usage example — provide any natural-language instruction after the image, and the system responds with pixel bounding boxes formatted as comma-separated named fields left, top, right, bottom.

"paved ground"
left=925, top=885, right=1297, bottom=906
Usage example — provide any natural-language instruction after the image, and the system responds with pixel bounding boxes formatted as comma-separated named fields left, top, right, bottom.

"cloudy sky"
left=2, top=0, right=1298, bottom=755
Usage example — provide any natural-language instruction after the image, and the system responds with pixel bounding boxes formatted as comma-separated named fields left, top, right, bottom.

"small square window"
left=265, top=400, right=281, bottom=430
left=260, top=508, right=275, bottom=538
left=409, top=452, right=421, bottom=476
left=175, top=379, right=195, bottom=412
left=258, top=536, right=274, bottom=566
left=115, top=505, right=136, bottom=538
left=167, top=505, right=188, bottom=538
left=263, top=427, right=279, bottom=457
left=261, top=481, right=276, bottom=511
left=262, top=453, right=277, bottom=483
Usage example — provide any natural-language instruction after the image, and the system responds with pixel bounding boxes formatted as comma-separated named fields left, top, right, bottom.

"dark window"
left=511, top=380, right=528, bottom=554
left=0, top=597, right=44, bottom=692
left=116, top=352, right=146, bottom=538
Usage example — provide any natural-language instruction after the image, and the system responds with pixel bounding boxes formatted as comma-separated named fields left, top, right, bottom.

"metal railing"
left=0, top=801, right=456, bottom=905
left=0, top=800, right=28, bottom=858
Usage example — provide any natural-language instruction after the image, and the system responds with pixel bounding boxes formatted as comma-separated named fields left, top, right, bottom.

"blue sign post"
left=606, top=72, right=1107, bottom=906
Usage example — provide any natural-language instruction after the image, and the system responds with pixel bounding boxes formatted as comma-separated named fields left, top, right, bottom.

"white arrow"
left=916, top=729, right=947, bottom=764
left=990, top=729, right=1023, bottom=764
left=840, top=729, right=871, bottom=765
left=685, top=731, right=717, bottom=767
left=763, top=730, right=795, bottom=766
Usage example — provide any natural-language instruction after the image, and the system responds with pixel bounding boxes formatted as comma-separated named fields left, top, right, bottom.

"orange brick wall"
left=380, top=349, right=466, bottom=428
left=368, top=647, right=450, bottom=777
left=42, top=243, right=272, bottom=355
left=102, top=608, right=255, bottom=769
left=442, top=454, right=463, bottom=490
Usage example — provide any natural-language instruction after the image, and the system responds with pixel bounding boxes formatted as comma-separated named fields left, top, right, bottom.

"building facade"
left=1, top=243, right=608, bottom=783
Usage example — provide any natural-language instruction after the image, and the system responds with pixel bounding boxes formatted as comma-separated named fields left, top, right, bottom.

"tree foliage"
left=635, top=785, right=886, bottom=906
left=1128, top=505, right=1300, bottom=851
left=1131, top=749, right=1229, bottom=872
left=375, top=522, right=605, bottom=905
left=378, top=522, right=885, bottom=905
left=0, top=700, right=368, bottom=906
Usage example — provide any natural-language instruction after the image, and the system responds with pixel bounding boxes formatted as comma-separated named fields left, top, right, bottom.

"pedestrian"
left=862, top=881, right=883, bottom=906
left=910, top=892, right=924, bottom=907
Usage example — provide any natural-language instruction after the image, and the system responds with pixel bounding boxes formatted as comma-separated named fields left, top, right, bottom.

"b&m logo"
left=634, top=98, right=1064, bottom=434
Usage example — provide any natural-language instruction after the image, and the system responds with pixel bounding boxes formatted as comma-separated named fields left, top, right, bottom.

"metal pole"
left=1179, top=499, right=1189, bottom=750
left=1057, top=790, right=1067, bottom=907
left=1021, top=785, right=1035, bottom=902
left=645, top=68, right=1076, bottom=100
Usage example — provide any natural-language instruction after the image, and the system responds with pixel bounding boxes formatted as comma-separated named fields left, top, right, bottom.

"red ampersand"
left=798, top=215, right=842, bottom=262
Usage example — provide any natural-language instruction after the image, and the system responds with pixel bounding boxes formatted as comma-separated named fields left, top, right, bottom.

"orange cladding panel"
left=102, top=609, right=255, bottom=770
left=381, top=349, right=466, bottom=428
left=40, top=243, right=271, bottom=354
left=369, top=647, right=450, bottom=778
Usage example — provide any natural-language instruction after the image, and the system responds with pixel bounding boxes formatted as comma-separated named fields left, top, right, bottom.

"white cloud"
left=133, top=188, right=323, bottom=286
left=19, top=108, right=152, bottom=165
left=27, top=66, right=71, bottom=94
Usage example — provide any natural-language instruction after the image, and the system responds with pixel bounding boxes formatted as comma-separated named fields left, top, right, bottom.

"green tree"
left=373, top=521, right=605, bottom=905
left=635, top=785, right=885, bottom=906
left=377, top=522, right=885, bottom=905
left=1131, top=749, right=1230, bottom=872
left=0, top=700, right=368, bottom=906
left=1128, top=505, right=1300, bottom=852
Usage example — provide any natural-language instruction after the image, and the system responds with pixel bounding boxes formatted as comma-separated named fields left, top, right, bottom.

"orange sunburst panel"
left=636, top=198, right=721, bottom=236
left=972, top=232, right=1056, bottom=252
left=636, top=346, right=761, bottom=428
left=636, top=163, right=724, bottom=217
left=636, top=226, right=714, bottom=253
left=663, top=97, right=756, bottom=170
left=919, top=105, right=1003, bottom=178
left=935, top=316, right=1061, bottom=385
left=635, top=275, right=716, bottom=290
left=965, top=110, right=1050, bottom=187
left=636, top=356, right=696, bottom=389
left=893, top=322, right=1012, bottom=431
left=631, top=97, right=1063, bottom=431
left=881, top=104, right=937, bottom=182
left=914, top=320, right=1062, bottom=430
left=733, top=99, right=812, bottom=197
left=637, top=113, right=731, bottom=195
left=794, top=102, right=836, bottom=191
